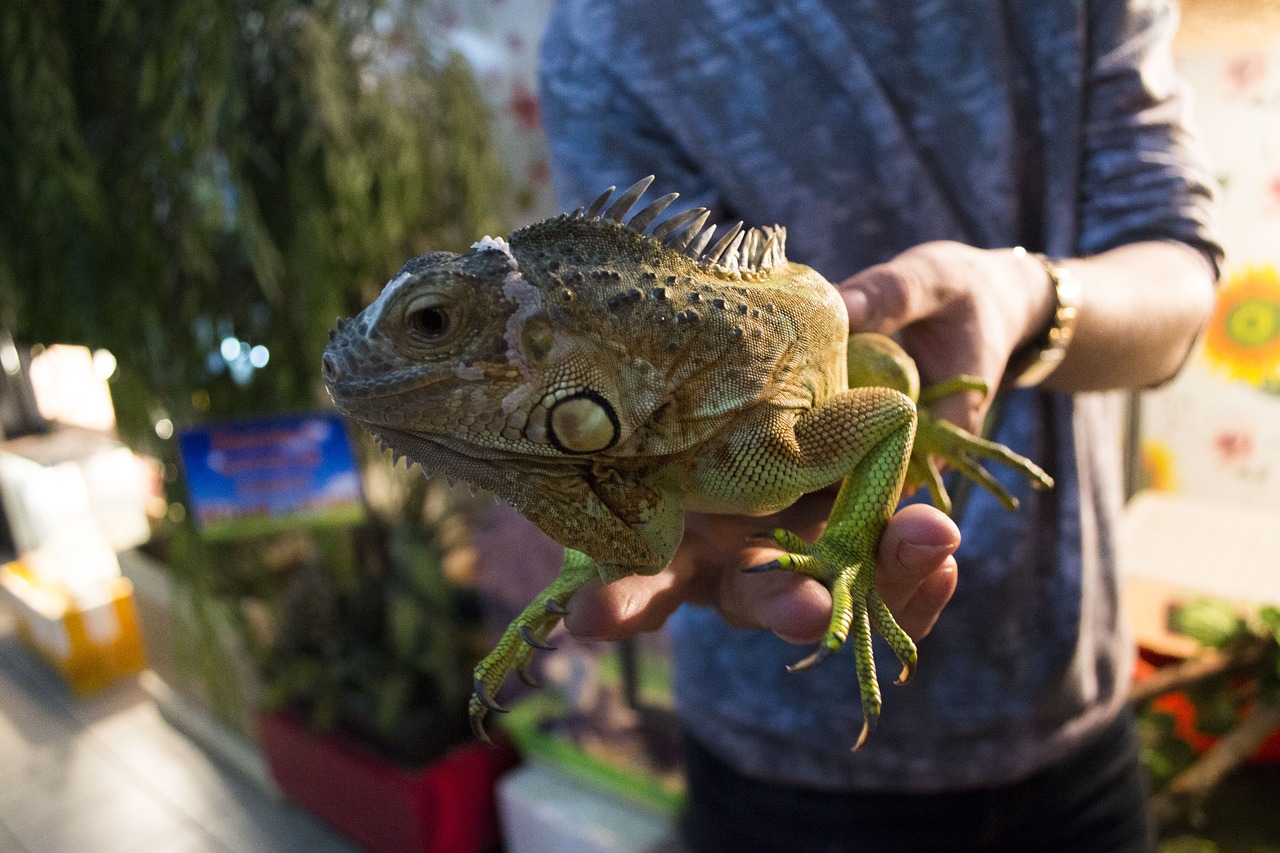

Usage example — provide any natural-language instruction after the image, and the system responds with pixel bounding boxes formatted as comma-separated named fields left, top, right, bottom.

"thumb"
left=563, top=572, right=686, bottom=641
left=839, top=258, right=930, bottom=335
left=875, top=503, right=961, bottom=639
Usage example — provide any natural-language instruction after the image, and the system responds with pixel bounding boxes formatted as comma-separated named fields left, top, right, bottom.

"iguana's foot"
left=469, top=549, right=596, bottom=744
left=748, top=524, right=917, bottom=750
left=912, top=376, right=1054, bottom=514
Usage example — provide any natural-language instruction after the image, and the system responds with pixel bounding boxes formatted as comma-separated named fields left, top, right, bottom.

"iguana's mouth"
left=361, top=423, right=442, bottom=466
left=325, top=361, right=519, bottom=405
left=324, top=363, right=448, bottom=404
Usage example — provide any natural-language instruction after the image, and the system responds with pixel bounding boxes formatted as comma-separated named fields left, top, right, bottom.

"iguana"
left=322, top=176, right=1053, bottom=750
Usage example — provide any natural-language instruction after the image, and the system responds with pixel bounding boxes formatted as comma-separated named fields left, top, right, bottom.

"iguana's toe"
left=469, top=678, right=509, bottom=746
left=747, top=525, right=916, bottom=750
left=786, top=643, right=836, bottom=672
left=912, top=406, right=1053, bottom=513
left=467, top=548, right=598, bottom=745
left=472, top=677, right=508, bottom=714
left=520, top=625, right=557, bottom=651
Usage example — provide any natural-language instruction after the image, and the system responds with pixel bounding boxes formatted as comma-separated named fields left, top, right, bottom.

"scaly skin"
left=323, top=176, right=1053, bottom=749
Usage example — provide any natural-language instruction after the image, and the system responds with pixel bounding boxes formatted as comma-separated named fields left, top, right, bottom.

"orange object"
left=0, top=563, right=146, bottom=695
left=1134, top=652, right=1280, bottom=764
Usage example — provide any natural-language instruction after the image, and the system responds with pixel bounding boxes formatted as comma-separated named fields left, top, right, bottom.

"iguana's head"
left=323, top=175, right=798, bottom=484
left=322, top=241, right=527, bottom=467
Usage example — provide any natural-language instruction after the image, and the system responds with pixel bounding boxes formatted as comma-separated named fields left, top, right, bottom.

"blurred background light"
left=92, top=348, right=118, bottom=380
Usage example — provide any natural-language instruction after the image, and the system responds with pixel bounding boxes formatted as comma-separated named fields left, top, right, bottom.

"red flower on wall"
left=508, top=81, right=541, bottom=132
left=1226, top=54, right=1267, bottom=98
left=1214, top=430, right=1255, bottom=464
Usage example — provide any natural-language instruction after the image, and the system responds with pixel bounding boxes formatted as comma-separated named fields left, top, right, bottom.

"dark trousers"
left=680, top=711, right=1155, bottom=853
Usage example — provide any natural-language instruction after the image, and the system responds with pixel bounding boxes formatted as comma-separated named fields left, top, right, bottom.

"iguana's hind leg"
left=749, top=389, right=918, bottom=750
left=846, top=334, right=1053, bottom=514
left=469, top=548, right=597, bottom=743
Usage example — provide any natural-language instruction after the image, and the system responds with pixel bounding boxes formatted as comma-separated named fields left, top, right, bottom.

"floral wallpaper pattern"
left=425, top=0, right=560, bottom=227
left=1139, top=47, right=1280, bottom=504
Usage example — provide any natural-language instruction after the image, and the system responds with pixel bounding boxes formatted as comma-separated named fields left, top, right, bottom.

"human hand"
left=562, top=496, right=960, bottom=646
left=839, top=241, right=1055, bottom=434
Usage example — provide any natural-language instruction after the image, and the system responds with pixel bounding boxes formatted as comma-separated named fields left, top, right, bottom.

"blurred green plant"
left=257, top=475, right=486, bottom=764
left=0, top=0, right=505, bottom=446
left=0, top=0, right=509, bottom=763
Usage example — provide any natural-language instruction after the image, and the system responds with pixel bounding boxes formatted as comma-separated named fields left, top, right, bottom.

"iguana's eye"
left=409, top=306, right=448, bottom=338
left=404, top=294, right=453, bottom=341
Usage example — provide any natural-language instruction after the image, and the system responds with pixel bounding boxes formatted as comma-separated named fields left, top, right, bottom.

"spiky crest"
left=557, top=176, right=788, bottom=276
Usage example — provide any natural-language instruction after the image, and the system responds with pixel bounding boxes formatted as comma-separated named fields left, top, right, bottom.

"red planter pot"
left=259, top=712, right=520, bottom=853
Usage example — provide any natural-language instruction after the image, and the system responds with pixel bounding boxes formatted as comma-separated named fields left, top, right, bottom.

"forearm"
left=1038, top=241, right=1216, bottom=392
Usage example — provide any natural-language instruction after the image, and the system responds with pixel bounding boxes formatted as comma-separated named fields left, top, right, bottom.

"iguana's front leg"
left=744, top=386, right=919, bottom=750
left=469, top=548, right=597, bottom=743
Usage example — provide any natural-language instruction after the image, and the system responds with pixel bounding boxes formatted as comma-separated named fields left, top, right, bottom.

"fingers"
left=563, top=499, right=835, bottom=644
left=841, top=253, right=936, bottom=334
left=564, top=500, right=962, bottom=647
left=875, top=503, right=960, bottom=639
left=561, top=519, right=833, bottom=645
left=718, top=567, right=832, bottom=645
left=563, top=571, right=686, bottom=641
left=839, top=243, right=1017, bottom=435
left=563, top=543, right=834, bottom=646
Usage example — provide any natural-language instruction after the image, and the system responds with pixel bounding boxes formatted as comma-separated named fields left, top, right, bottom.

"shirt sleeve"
left=537, top=0, right=725, bottom=218
left=1079, top=0, right=1223, bottom=272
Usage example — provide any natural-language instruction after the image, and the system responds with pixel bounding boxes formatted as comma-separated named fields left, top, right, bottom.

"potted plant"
left=257, top=472, right=519, bottom=853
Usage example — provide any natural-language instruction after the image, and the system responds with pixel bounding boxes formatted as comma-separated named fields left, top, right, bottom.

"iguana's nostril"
left=322, top=352, right=341, bottom=382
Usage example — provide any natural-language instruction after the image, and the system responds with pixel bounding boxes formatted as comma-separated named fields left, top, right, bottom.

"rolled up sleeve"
left=1080, top=0, right=1223, bottom=271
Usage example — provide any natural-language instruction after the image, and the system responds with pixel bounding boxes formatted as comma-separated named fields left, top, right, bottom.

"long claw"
left=787, top=644, right=835, bottom=673
left=748, top=530, right=779, bottom=543
left=470, top=710, right=492, bottom=745
left=473, top=678, right=508, bottom=714
left=517, top=666, right=541, bottom=688
left=951, top=451, right=1020, bottom=511
left=520, top=625, right=556, bottom=651
left=743, top=559, right=782, bottom=574
left=545, top=598, right=569, bottom=615
left=852, top=715, right=876, bottom=752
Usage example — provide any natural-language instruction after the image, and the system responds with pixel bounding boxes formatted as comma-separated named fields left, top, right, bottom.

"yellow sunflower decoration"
left=1201, top=264, right=1280, bottom=387
left=1139, top=440, right=1179, bottom=492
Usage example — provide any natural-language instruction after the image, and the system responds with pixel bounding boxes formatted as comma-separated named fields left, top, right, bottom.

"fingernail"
left=896, top=541, right=958, bottom=573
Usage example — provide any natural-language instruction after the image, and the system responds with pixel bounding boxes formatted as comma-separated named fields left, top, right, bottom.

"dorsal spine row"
left=571, top=175, right=788, bottom=275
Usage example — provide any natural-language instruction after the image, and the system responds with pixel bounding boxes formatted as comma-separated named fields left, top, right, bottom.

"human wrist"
left=1004, top=248, right=1082, bottom=388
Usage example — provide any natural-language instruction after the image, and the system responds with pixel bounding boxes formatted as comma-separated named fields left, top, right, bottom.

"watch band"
left=1007, top=248, right=1082, bottom=388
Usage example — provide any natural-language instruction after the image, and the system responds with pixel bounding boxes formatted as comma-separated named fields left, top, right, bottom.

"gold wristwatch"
left=1007, top=247, right=1082, bottom=388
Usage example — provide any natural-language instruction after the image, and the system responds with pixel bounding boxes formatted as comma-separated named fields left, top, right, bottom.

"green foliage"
left=0, top=0, right=506, bottom=445
left=259, top=494, right=478, bottom=765
left=1172, top=600, right=1251, bottom=651
left=1262, top=606, right=1280, bottom=684
left=0, top=0, right=509, bottom=762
